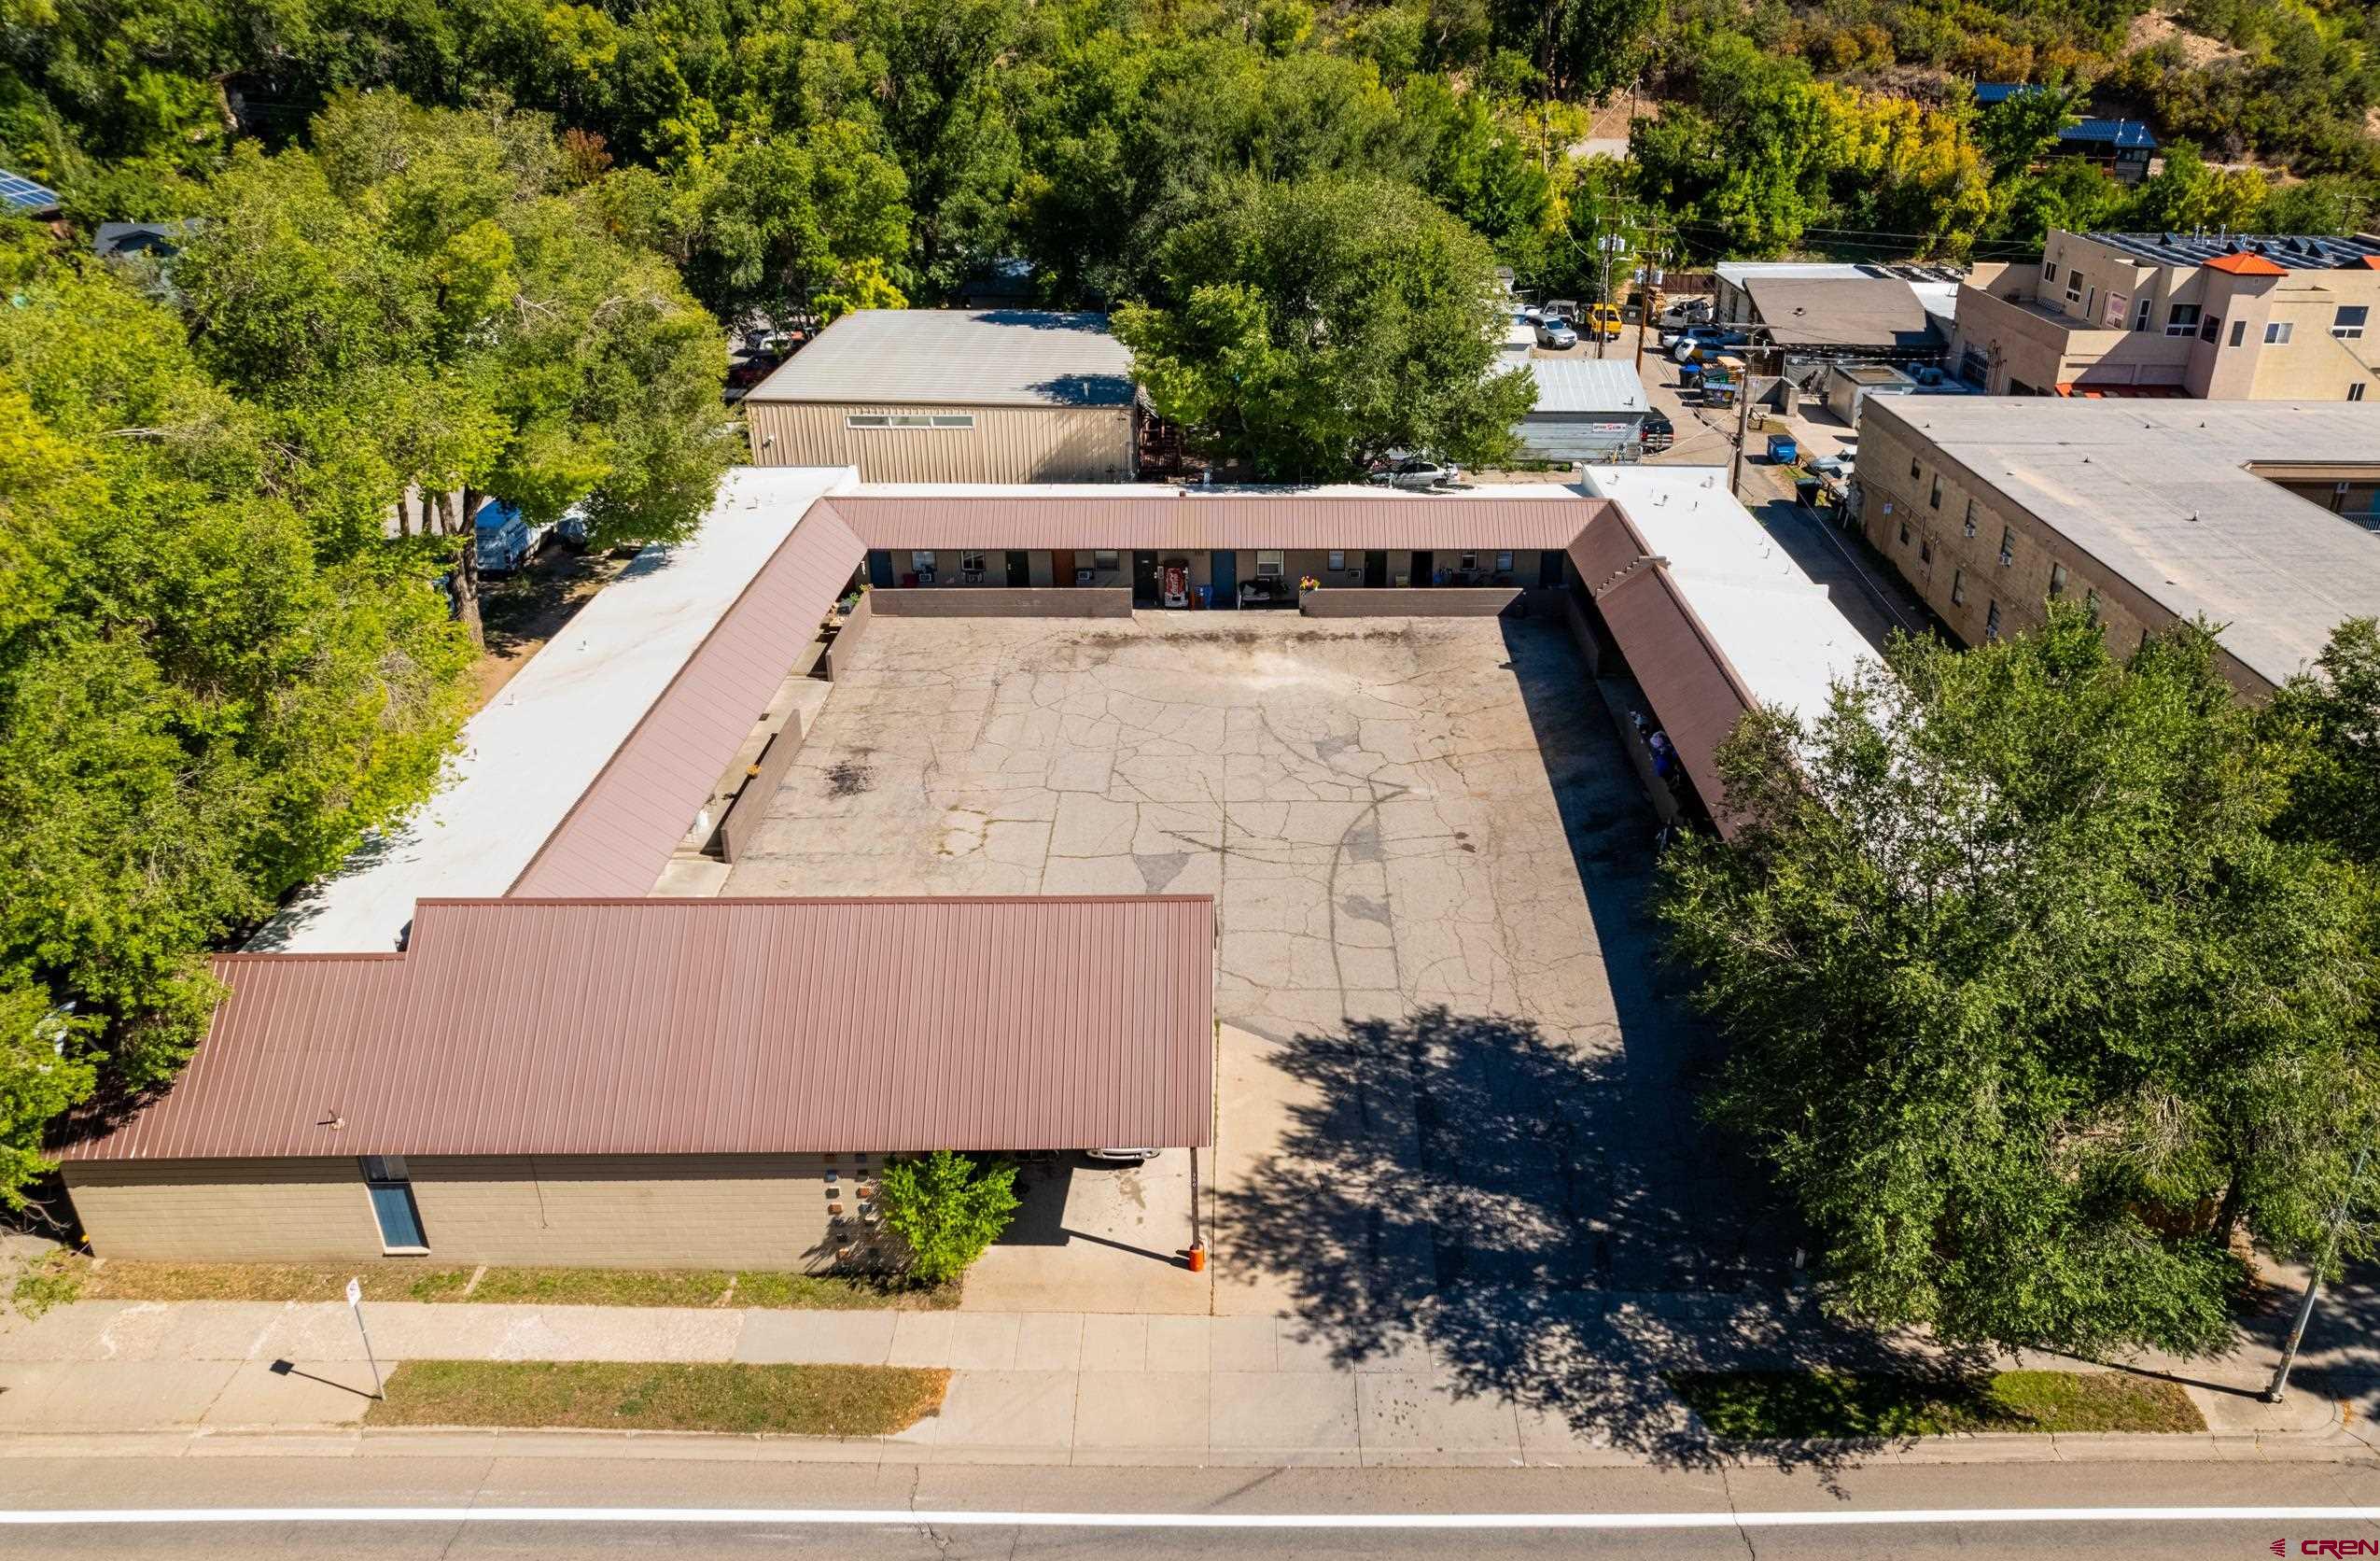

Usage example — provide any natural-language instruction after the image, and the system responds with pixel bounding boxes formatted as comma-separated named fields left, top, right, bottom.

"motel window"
left=1092, top=550, right=1119, bottom=570
left=2335, top=306, right=2369, bottom=341
left=1928, top=474, right=1942, bottom=510
left=959, top=551, right=987, bottom=575
left=1985, top=600, right=2002, bottom=642
left=1999, top=526, right=2015, bottom=568
left=2228, top=318, right=2247, bottom=347
left=2041, top=261, right=2058, bottom=284
left=361, top=1157, right=427, bottom=1253
left=2165, top=303, right=2200, bottom=337
left=1327, top=550, right=1345, bottom=571
left=2133, top=296, right=2153, bottom=331
left=2266, top=321, right=2293, bottom=345
left=2050, top=562, right=2069, bottom=598
left=1909, top=456, right=1921, bottom=480
left=1457, top=553, right=1478, bottom=572
left=2354, top=384, right=2368, bottom=402
left=1496, top=552, right=1514, bottom=572
left=2198, top=315, right=2221, bottom=345
left=1951, top=568, right=1966, bottom=606
left=1963, top=498, right=1977, bottom=538
left=1256, top=550, right=1286, bottom=578
left=2065, top=276, right=2083, bottom=306
left=910, top=551, right=936, bottom=573
left=846, top=414, right=973, bottom=429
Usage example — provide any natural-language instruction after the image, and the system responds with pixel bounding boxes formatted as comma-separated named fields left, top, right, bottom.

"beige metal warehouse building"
left=742, top=310, right=1138, bottom=482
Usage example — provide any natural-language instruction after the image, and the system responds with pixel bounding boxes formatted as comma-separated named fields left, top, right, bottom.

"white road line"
left=2, top=1507, right=2376, bottom=1528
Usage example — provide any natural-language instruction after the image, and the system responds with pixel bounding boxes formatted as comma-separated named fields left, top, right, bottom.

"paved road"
left=9, top=1452, right=2380, bottom=1558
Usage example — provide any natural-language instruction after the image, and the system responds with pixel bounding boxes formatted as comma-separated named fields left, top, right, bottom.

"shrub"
left=875, top=1151, right=1022, bottom=1287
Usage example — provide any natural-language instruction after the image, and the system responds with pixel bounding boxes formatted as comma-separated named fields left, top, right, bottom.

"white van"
left=472, top=500, right=537, bottom=574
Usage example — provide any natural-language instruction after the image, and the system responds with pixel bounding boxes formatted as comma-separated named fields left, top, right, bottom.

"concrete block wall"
left=1298, top=586, right=1555, bottom=617
left=64, top=1153, right=872, bottom=1272
left=871, top=587, right=1134, bottom=618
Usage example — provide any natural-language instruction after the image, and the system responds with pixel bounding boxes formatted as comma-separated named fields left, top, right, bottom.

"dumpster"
left=1767, top=432, right=1799, bottom=464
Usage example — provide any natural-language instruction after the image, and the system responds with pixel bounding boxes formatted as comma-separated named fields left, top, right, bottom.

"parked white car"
left=1367, top=459, right=1461, bottom=490
left=472, top=500, right=538, bottom=574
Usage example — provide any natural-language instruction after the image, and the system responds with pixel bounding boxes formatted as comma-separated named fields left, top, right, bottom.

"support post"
left=2264, top=1141, right=2369, bottom=1403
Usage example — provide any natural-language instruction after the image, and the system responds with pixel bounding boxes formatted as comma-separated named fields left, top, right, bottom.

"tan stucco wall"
left=1856, top=410, right=2272, bottom=696
left=63, top=1154, right=861, bottom=1271
left=744, top=401, right=1134, bottom=482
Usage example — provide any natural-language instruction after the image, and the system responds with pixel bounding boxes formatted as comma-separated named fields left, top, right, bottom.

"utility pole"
left=1596, top=221, right=1615, bottom=360
left=1729, top=372, right=1754, bottom=496
left=1635, top=263, right=1660, bottom=382
left=2264, top=1141, right=2369, bottom=1403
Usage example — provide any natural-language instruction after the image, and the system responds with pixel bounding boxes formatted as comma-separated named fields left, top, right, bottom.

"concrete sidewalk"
left=0, top=1297, right=2361, bottom=1467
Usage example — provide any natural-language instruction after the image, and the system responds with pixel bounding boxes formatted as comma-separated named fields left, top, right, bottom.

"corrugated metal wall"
left=745, top=402, right=1135, bottom=482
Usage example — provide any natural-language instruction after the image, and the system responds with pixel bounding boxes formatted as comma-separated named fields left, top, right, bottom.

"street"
left=7, top=1451, right=2379, bottom=1557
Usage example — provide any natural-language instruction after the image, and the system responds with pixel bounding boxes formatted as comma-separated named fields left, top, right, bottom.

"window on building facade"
left=1898, top=519, right=1911, bottom=545
left=2049, top=562, right=2068, bottom=598
left=1919, top=536, right=1932, bottom=565
left=1951, top=569, right=1966, bottom=605
left=910, top=550, right=936, bottom=573
left=1327, top=551, right=1345, bottom=571
left=2166, top=303, right=2201, bottom=336
left=2265, top=321, right=2293, bottom=345
left=2228, top=318, right=2247, bottom=347
left=2042, top=260, right=2058, bottom=283
left=2336, top=306, right=2369, bottom=340
left=2134, top=296, right=2153, bottom=331
left=1092, top=550, right=1120, bottom=570
left=2065, top=276, right=2083, bottom=306
left=2084, top=587, right=2099, bottom=615
left=1256, top=550, right=1285, bottom=577
left=1928, top=475, right=1942, bottom=509
left=2353, top=384, right=2369, bottom=402
left=361, top=1157, right=427, bottom=1252
left=1496, top=552, right=1514, bottom=572
left=1985, top=600, right=2002, bottom=641
left=1910, top=456, right=1921, bottom=480
left=1999, top=526, right=2015, bottom=567
left=959, top=551, right=987, bottom=574
left=1963, top=498, right=1977, bottom=537
left=1457, top=553, right=1478, bottom=572
left=2198, top=315, right=2222, bottom=344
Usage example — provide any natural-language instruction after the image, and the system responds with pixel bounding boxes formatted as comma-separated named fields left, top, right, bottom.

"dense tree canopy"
left=1115, top=176, right=1535, bottom=477
left=1660, top=608, right=2379, bottom=1357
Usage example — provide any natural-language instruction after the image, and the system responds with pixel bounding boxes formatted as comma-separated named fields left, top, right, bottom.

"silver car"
left=1535, top=318, right=1577, bottom=349
left=1367, top=459, right=1460, bottom=490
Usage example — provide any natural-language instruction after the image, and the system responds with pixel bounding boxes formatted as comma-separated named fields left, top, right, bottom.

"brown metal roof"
left=1568, top=510, right=1763, bottom=837
left=58, top=896, right=1217, bottom=1161
left=822, top=494, right=1607, bottom=552
left=1744, top=276, right=1939, bottom=349
left=511, top=505, right=869, bottom=898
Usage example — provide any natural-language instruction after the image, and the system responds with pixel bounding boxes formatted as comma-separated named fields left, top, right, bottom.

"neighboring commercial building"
left=57, top=894, right=1215, bottom=1270
left=1516, top=359, right=1652, bottom=462
left=742, top=310, right=1138, bottom=482
left=1714, top=260, right=1967, bottom=330
left=1972, top=87, right=2158, bottom=183
left=1572, top=467, right=1878, bottom=835
left=1741, top=276, right=1950, bottom=364
left=1856, top=398, right=2380, bottom=696
left=1819, top=361, right=1971, bottom=425
left=1947, top=229, right=2380, bottom=398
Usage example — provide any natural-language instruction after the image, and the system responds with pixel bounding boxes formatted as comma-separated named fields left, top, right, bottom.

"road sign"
left=346, top=1276, right=385, bottom=1399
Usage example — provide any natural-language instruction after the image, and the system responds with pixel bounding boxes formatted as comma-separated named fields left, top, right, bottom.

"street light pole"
left=2264, top=1140, right=2369, bottom=1404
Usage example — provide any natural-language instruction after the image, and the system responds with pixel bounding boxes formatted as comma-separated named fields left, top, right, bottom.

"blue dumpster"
left=1766, top=432, right=1799, bottom=464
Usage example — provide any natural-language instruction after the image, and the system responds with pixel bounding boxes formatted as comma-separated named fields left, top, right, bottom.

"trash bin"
left=1193, top=584, right=1211, bottom=610
left=1795, top=477, right=1822, bottom=510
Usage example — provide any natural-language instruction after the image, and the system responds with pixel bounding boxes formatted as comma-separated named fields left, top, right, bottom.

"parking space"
left=725, top=614, right=1792, bottom=1330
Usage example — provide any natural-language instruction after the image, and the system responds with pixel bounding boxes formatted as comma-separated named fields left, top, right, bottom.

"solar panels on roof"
left=2085, top=231, right=2380, bottom=270
left=0, top=170, right=60, bottom=215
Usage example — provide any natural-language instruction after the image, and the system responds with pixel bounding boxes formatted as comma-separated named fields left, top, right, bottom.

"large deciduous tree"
left=0, top=234, right=474, bottom=1206
left=1113, top=176, right=1534, bottom=481
left=1659, top=607, right=2376, bottom=1357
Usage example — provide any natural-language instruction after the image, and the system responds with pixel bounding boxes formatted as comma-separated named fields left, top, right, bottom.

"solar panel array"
left=0, top=170, right=60, bottom=213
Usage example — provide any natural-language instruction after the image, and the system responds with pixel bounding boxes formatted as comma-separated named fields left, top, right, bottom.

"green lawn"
left=366, top=1360, right=949, bottom=1437
left=27, top=1256, right=956, bottom=1310
left=1668, top=1369, right=2205, bottom=1439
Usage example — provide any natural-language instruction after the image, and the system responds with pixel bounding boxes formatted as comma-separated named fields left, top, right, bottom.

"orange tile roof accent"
left=2201, top=252, right=2287, bottom=275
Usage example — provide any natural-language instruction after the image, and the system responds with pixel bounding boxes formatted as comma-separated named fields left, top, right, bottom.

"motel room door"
left=1004, top=551, right=1031, bottom=587
left=1363, top=551, right=1388, bottom=588
left=1409, top=550, right=1434, bottom=586
left=1132, top=552, right=1161, bottom=607
left=1051, top=549, right=1076, bottom=585
left=1210, top=549, right=1238, bottom=607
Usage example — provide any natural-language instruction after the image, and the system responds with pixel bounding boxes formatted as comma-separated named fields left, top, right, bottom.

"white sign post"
left=345, top=1277, right=385, bottom=1400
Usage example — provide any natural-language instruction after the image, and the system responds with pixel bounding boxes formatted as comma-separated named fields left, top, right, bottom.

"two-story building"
left=1948, top=229, right=2380, bottom=399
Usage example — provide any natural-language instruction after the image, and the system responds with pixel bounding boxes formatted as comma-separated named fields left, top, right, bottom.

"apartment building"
left=1855, top=399, right=2380, bottom=697
left=1948, top=230, right=2380, bottom=399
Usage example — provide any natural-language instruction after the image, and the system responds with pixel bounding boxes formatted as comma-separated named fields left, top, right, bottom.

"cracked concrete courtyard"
left=726, top=613, right=1788, bottom=1325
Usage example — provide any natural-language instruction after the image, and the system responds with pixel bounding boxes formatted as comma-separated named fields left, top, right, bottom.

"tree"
left=0, top=234, right=474, bottom=1203
left=1659, top=607, right=2376, bottom=1357
left=2272, top=619, right=2380, bottom=865
left=1114, top=176, right=1534, bottom=480
left=875, top=1150, right=1022, bottom=1286
left=1974, top=80, right=2082, bottom=180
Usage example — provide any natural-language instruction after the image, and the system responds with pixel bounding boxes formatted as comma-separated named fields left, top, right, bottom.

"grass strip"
left=33, top=1256, right=955, bottom=1310
left=365, top=1360, right=949, bottom=1437
left=1668, top=1368, right=2205, bottom=1438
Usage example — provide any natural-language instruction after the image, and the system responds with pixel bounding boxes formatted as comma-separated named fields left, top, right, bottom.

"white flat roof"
left=1578, top=466, right=1877, bottom=721
left=256, top=466, right=855, bottom=951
